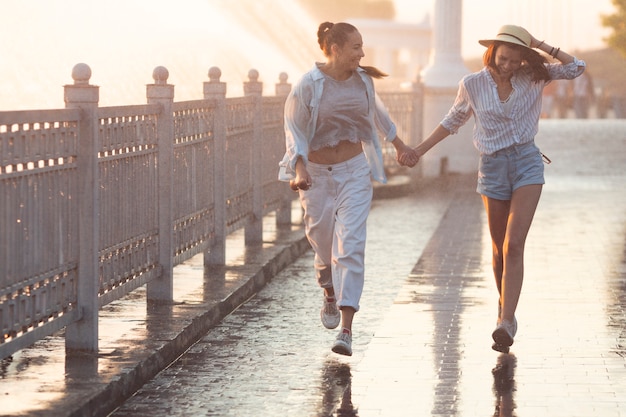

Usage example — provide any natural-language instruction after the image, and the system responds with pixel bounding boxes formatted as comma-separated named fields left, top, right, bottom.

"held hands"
left=398, top=148, right=419, bottom=167
left=393, top=138, right=419, bottom=168
left=290, top=139, right=421, bottom=192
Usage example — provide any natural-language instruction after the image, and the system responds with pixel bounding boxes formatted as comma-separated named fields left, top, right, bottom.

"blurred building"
left=348, top=17, right=432, bottom=87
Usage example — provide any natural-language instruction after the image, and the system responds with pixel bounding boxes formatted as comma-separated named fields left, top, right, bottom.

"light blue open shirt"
left=278, top=63, right=398, bottom=184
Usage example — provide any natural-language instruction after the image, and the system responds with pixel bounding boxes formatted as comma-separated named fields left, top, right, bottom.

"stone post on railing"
left=275, top=72, right=293, bottom=225
left=64, top=63, right=100, bottom=353
left=204, top=67, right=227, bottom=265
left=275, top=72, right=291, bottom=97
left=243, top=69, right=263, bottom=245
left=420, top=0, right=475, bottom=176
left=146, top=66, right=175, bottom=301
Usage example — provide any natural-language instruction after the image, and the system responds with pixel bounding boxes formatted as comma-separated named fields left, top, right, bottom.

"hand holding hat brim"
left=479, top=25, right=532, bottom=49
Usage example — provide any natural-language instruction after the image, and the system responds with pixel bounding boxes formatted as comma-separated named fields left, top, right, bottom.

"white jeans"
left=299, top=152, right=373, bottom=312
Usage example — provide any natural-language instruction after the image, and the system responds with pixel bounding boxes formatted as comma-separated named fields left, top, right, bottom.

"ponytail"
left=359, top=65, right=388, bottom=79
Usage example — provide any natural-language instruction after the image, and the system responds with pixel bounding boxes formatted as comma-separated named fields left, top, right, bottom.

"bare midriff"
left=308, top=140, right=362, bottom=165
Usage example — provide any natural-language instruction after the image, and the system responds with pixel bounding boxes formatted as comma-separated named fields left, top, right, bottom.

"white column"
left=147, top=66, right=175, bottom=301
left=243, top=69, right=263, bottom=245
left=204, top=67, right=228, bottom=265
left=64, top=63, right=100, bottom=352
left=420, top=0, right=477, bottom=177
left=422, top=0, right=468, bottom=87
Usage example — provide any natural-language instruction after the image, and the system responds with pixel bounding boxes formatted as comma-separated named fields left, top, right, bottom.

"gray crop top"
left=311, top=72, right=370, bottom=151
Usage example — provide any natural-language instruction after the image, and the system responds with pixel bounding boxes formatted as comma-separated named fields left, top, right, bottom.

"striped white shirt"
left=441, top=58, right=586, bottom=154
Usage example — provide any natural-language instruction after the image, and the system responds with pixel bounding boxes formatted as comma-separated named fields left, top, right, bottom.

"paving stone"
left=1, top=120, right=625, bottom=417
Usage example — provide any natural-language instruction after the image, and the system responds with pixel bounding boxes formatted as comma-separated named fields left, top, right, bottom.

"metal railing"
left=0, top=64, right=423, bottom=360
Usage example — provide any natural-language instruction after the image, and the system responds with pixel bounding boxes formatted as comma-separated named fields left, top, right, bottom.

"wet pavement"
left=1, top=119, right=625, bottom=417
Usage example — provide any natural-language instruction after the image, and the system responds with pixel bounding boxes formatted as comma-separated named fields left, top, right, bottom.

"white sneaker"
left=332, top=330, right=352, bottom=356
left=492, top=318, right=517, bottom=347
left=320, top=297, right=340, bottom=329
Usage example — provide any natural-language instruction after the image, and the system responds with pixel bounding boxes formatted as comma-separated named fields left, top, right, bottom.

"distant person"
left=541, top=78, right=557, bottom=118
left=278, top=21, right=416, bottom=356
left=572, top=70, right=594, bottom=118
left=554, top=79, right=571, bottom=118
left=596, top=86, right=610, bottom=119
left=611, top=92, right=626, bottom=118
left=403, top=25, right=586, bottom=353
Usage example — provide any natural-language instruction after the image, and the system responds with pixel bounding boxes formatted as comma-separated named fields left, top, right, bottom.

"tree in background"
left=602, top=0, right=626, bottom=56
left=601, top=0, right=626, bottom=117
left=298, top=0, right=395, bottom=22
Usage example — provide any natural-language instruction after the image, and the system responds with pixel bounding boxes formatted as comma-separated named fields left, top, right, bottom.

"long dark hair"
left=483, top=41, right=550, bottom=83
left=317, top=21, right=388, bottom=79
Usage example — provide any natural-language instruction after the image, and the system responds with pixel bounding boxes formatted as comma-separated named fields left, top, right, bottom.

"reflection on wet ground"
left=492, top=354, right=517, bottom=417
left=1, top=120, right=625, bottom=417
left=108, top=173, right=454, bottom=416
left=92, top=121, right=626, bottom=416
left=319, top=360, right=356, bottom=417
left=408, top=183, right=484, bottom=417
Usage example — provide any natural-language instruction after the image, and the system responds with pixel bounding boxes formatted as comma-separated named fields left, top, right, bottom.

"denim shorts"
left=477, top=141, right=545, bottom=200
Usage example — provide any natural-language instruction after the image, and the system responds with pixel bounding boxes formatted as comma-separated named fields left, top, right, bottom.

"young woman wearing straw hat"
left=405, top=25, right=586, bottom=353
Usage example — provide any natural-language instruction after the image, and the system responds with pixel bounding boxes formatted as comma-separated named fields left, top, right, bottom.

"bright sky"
left=0, top=0, right=320, bottom=109
left=394, top=0, right=615, bottom=58
left=0, top=0, right=617, bottom=110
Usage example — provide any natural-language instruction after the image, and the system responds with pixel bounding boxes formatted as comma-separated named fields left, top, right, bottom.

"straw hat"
left=479, top=25, right=531, bottom=49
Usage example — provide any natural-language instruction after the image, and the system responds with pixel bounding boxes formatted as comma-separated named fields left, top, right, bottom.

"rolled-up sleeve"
left=279, top=81, right=314, bottom=181
left=441, top=80, right=473, bottom=135
left=548, top=57, right=586, bottom=80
